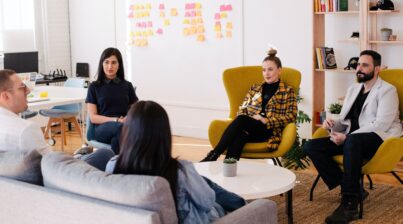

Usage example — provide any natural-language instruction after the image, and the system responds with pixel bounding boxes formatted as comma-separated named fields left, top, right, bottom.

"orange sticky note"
left=196, top=10, right=202, bottom=17
left=190, top=26, right=197, bottom=35
left=147, top=29, right=154, bottom=36
left=226, top=31, right=232, bottom=38
left=197, top=34, right=205, bottom=42
left=191, top=19, right=197, bottom=25
left=214, top=24, right=221, bottom=31
left=197, top=18, right=203, bottom=24
left=197, top=26, right=205, bottom=33
left=160, top=11, right=165, bottom=17
left=171, top=8, right=178, bottom=16
left=226, top=22, right=233, bottom=29
left=183, top=28, right=190, bottom=36
left=216, top=32, right=223, bottom=39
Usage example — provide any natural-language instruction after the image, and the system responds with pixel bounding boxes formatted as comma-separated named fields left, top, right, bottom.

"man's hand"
left=252, top=114, right=267, bottom=124
left=322, top=118, right=334, bottom=130
left=329, top=131, right=346, bottom=145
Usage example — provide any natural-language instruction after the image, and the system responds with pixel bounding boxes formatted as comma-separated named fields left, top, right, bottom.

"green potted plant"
left=282, top=93, right=311, bottom=170
left=380, top=28, right=392, bottom=41
left=327, top=102, right=342, bottom=119
left=223, top=157, right=237, bottom=177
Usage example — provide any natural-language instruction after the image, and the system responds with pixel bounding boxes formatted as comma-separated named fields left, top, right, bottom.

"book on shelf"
left=315, top=47, right=337, bottom=69
left=314, top=0, right=347, bottom=12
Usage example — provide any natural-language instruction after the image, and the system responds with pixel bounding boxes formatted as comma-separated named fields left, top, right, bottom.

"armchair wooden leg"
left=310, top=174, right=321, bottom=201
left=275, top=157, right=283, bottom=167
left=359, top=175, right=364, bottom=219
left=391, top=171, right=403, bottom=184
left=366, top=174, right=373, bottom=190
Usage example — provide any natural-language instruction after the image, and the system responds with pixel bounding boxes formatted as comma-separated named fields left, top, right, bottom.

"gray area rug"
left=269, top=172, right=403, bottom=224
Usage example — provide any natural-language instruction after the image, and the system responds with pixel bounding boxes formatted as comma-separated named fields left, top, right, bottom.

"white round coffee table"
left=194, top=161, right=296, bottom=223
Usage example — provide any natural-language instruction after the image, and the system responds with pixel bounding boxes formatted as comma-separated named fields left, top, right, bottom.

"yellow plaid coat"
left=238, top=81, right=298, bottom=151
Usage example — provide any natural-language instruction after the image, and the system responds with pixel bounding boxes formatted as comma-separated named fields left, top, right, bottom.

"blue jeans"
left=94, top=121, right=122, bottom=154
left=81, top=148, right=115, bottom=171
left=203, top=176, right=246, bottom=212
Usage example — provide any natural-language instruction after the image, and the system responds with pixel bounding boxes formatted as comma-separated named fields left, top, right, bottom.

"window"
left=0, top=0, right=35, bottom=51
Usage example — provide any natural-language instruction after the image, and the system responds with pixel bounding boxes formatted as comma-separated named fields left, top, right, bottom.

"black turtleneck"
left=260, top=80, right=280, bottom=117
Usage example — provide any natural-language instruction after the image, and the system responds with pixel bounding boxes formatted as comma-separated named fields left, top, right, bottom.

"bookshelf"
left=312, top=0, right=402, bottom=133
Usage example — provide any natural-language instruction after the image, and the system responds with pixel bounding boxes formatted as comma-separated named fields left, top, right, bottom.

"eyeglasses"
left=6, top=83, right=28, bottom=92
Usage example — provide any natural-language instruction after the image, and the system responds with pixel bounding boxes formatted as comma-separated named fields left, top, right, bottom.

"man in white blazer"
left=304, top=50, right=402, bottom=224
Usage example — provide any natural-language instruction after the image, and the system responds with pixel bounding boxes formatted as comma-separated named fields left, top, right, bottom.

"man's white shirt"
left=0, top=106, right=50, bottom=154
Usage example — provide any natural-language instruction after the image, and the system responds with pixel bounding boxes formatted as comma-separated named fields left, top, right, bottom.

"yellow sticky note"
left=129, top=31, right=134, bottom=37
left=142, top=31, right=147, bottom=36
left=221, top=12, right=228, bottom=18
left=164, top=19, right=170, bottom=26
left=195, top=3, right=202, bottom=9
left=135, top=31, right=141, bottom=37
left=146, top=3, right=152, bottom=10
left=197, top=18, right=203, bottom=24
left=40, top=91, right=48, bottom=98
left=197, top=26, right=205, bottom=33
left=145, top=11, right=150, bottom=17
left=197, top=34, right=205, bottom=42
left=191, top=19, right=197, bottom=25
left=147, top=29, right=154, bottom=36
left=226, top=22, right=233, bottom=29
left=183, top=19, right=190, bottom=24
left=226, top=31, right=232, bottom=38
left=171, top=8, right=178, bottom=16
left=160, top=11, right=165, bottom=17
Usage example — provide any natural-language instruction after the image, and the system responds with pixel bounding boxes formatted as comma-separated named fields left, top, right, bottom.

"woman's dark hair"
left=114, top=101, right=179, bottom=204
left=262, top=48, right=282, bottom=68
left=95, top=47, right=125, bottom=83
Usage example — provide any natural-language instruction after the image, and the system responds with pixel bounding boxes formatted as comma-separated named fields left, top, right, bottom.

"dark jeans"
left=303, top=132, right=383, bottom=196
left=94, top=121, right=123, bottom=154
left=202, top=177, right=246, bottom=212
left=80, top=148, right=115, bottom=171
left=215, top=115, right=272, bottom=160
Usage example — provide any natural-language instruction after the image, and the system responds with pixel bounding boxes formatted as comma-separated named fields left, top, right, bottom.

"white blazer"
left=332, top=77, right=402, bottom=140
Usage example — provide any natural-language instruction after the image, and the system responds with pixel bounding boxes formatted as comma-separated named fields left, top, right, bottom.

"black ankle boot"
left=200, top=150, right=221, bottom=162
left=325, top=195, right=359, bottom=224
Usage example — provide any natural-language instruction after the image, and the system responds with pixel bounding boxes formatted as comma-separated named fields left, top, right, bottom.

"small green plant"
left=380, top=27, right=392, bottom=32
left=223, top=158, right=237, bottom=164
left=328, top=102, right=342, bottom=114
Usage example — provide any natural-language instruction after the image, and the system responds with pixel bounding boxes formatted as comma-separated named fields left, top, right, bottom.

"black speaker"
left=76, top=63, right=89, bottom=78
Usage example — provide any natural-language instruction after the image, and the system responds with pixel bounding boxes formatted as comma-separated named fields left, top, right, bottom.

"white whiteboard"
left=126, top=0, right=243, bottom=108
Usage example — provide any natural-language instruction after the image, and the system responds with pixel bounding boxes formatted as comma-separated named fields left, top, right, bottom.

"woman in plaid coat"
left=201, top=49, right=297, bottom=161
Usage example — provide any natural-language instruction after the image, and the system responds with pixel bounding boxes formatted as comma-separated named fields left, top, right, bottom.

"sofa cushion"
left=41, top=152, right=177, bottom=224
left=0, top=150, right=43, bottom=185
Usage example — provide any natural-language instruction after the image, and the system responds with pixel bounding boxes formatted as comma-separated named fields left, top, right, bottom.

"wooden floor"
left=49, top=127, right=403, bottom=187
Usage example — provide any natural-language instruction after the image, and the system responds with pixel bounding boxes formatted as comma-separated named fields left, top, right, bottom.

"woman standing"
left=201, top=49, right=297, bottom=161
left=86, top=48, right=138, bottom=154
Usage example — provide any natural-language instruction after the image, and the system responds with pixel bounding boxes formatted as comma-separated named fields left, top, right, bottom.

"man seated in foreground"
left=303, top=50, right=402, bottom=224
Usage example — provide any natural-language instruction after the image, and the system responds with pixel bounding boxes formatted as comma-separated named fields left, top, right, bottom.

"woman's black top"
left=260, top=81, right=280, bottom=117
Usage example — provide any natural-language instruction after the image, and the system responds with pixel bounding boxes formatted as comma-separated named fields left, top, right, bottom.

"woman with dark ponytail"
left=201, top=49, right=298, bottom=161
left=106, top=101, right=245, bottom=223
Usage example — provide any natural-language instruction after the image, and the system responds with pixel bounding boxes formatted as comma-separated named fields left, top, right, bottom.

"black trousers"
left=214, top=115, right=272, bottom=160
left=303, top=132, right=383, bottom=196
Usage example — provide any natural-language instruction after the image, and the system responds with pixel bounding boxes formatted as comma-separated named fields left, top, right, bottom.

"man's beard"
left=356, top=70, right=374, bottom=83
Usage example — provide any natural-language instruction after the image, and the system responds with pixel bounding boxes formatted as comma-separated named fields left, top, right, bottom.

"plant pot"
left=381, top=30, right=392, bottom=41
left=327, top=112, right=340, bottom=120
left=223, top=163, right=237, bottom=177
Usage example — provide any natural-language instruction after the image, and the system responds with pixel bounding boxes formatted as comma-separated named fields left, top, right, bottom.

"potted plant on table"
left=223, top=158, right=237, bottom=177
left=327, top=102, right=342, bottom=120
left=380, top=28, right=393, bottom=41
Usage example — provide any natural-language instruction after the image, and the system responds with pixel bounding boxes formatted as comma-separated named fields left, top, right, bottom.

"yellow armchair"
left=208, top=66, right=301, bottom=164
left=309, top=69, right=403, bottom=218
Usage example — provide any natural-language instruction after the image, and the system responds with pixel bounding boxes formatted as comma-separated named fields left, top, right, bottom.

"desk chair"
left=208, top=66, right=301, bottom=165
left=39, top=78, right=85, bottom=151
left=308, top=69, right=403, bottom=219
left=86, top=115, right=112, bottom=150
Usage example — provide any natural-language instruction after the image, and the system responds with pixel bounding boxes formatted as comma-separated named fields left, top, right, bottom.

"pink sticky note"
left=215, top=21, right=221, bottom=26
left=128, top=13, right=134, bottom=18
left=226, top=5, right=233, bottom=11
left=220, top=5, right=226, bottom=11
left=147, top=21, right=153, bottom=27
left=156, top=28, right=163, bottom=35
left=189, top=3, right=195, bottom=9
left=185, top=4, right=192, bottom=10
left=185, top=12, right=191, bottom=17
left=136, top=22, right=142, bottom=28
left=159, top=4, right=165, bottom=10
left=190, top=11, right=196, bottom=17
left=141, top=22, right=147, bottom=28
left=214, top=13, right=220, bottom=20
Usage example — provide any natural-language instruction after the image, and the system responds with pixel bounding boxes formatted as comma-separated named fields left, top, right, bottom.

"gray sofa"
left=0, top=152, right=278, bottom=224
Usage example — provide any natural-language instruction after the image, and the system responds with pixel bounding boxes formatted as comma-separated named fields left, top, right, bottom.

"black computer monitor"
left=3, top=51, right=39, bottom=73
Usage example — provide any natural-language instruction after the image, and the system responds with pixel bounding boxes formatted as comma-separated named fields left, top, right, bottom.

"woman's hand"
left=252, top=114, right=268, bottom=124
left=322, top=118, right=334, bottom=130
left=329, top=131, right=346, bottom=146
